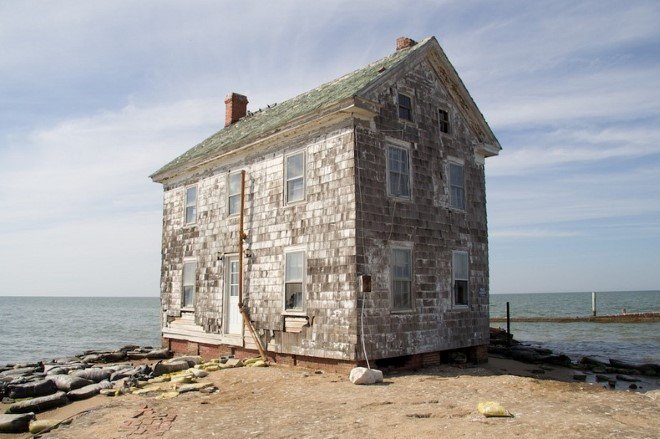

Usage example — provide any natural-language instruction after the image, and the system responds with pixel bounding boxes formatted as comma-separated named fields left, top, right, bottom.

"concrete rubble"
left=0, top=345, right=269, bottom=434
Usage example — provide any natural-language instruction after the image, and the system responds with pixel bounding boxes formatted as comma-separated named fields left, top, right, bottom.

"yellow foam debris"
left=477, top=401, right=513, bottom=418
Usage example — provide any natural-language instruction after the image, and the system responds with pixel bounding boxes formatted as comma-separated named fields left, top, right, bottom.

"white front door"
left=226, top=257, right=242, bottom=334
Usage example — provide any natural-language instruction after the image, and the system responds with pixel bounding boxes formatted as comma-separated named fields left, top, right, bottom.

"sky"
left=1, top=0, right=658, bottom=296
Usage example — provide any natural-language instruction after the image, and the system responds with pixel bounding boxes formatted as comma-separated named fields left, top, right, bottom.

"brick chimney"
left=224, top=93, right=249, bottom=127
left=396, top=36, right=417, bottom=51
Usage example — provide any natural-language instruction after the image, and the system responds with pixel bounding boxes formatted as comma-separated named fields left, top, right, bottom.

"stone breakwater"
left=0, top=345, right=266, bottom=434
left=489, top=328, right=660, bottom=390
left=490, top=312, right=660, bottom=323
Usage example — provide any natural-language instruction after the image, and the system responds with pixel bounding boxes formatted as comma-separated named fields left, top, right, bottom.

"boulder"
left=595, top=374, right=610, bottom=382
left=48, top=375, right=94, bottom=392
left=177, top=382, right=214, bottom=393
left=97, top=351, right=127, bottom=363
left=511, top=348, right=541, bottom=364
left=349, top=367, right=384, bottom=385
left=580, top=356, right=609, bottom=368
left=146, top=349, right=172, bottom=360
left=540, top=354, right=572, bottom=367
left=29, top=419, right=61, bottom=434
left=7, top=391, right=68, bottom=414
left=225, top=358, right=244, bottom=368
left=615, top=374, right=640, bottom=382
left=67, top=380, right=113, bottom=401
left=0, top=367, right=40, bottom=378
left=127, top=351, right=151, bottom=360
left=190, top=369, right=208, bottom=378
left=153, top=360, right=189, bottom=377
left=0, top=413, right=35, bottom=433
left=71, top=368, right=112, bottom=383
left=166, top=355, right=201, bottom=366
left=573, top=372, right=587, bottom=381
left=8, top=379, right=58, bottom=399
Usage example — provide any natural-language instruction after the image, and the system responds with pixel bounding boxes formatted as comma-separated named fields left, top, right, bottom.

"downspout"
left=237, top=170, right=269, bottom=361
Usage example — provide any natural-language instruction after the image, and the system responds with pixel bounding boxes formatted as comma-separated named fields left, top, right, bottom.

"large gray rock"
left=8, top=379, right=58, bottom=399
left=67, top=380, right=113, bottom=401
left=0, top=413, right=35, bottom=433
left=47, top=375, right=94, bottom=392
left=71, top=368, right=112, bottom=383
left=7, top=391, right=68, bottom=414
left=146, top=349, right=172, bottom=360
left=165, top=355, right=201, bottom=366
left=153, top=360, right=189, bottom=377
left=349, top=367, right=384, bottom=385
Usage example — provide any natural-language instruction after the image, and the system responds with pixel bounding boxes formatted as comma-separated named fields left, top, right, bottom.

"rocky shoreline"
left=0, top=345, right=263, bottom=434
left=488, top=327, right=659, bottom=390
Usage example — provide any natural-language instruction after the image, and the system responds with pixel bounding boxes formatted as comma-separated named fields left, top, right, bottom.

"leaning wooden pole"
left=237, top=170, right=268, bottom=361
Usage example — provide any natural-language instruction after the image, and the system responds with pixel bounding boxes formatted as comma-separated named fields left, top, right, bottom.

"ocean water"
left=490, top=291, right=660, bottom=364
left=0, top=296, right=161, bottom=365
left=1, top=292, right=658, bottom=366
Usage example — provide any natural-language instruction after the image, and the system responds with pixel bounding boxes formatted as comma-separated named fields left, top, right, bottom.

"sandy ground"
left=3, top=358, right=659, bottom=439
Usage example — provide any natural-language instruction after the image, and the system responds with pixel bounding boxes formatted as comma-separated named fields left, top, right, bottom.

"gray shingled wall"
left=354, top=59, right=490, bottom=361
left=160, top=122, right=360, bottom=360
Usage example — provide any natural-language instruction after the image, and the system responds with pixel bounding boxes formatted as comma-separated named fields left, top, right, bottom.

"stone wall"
left=160, top=122, right=360, bottom=360
left=354, top=58, right=490, bottom=361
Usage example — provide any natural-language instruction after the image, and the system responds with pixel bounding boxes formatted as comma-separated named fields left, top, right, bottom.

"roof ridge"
left=151, top=37, right=433, bottom=180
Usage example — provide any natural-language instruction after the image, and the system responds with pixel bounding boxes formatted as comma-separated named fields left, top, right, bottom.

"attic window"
left=398, top=93, right=413, bottom=121
left=439, top=109, right=450, bottom=134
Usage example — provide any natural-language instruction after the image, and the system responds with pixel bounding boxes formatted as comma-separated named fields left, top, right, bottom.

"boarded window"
left=391, top=248, right=412, bottom=310
left=388, top=146, right=411, bottom=198
left=182, top=261, right=197, bottom=308
left=398, top=93, right=413, bottom=121
left=439, top=109, right=450, bottom=134
left=449, top=163, right=465, bottom=210
left=185, top=186, right=197, bottom=224
left=452, top=251, right=468, bottom=306
left=285, top=251, right=304, bottom=311
left=228, top=173, right=241, bottom=216
left=285, top=152, right=305, bottom=203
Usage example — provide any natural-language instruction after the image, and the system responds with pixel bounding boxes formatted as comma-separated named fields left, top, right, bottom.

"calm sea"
left=0, top=292, right=658, bottom=365
left=491, top=290, right=660, bottom=364
left=0, top=296, right=161, bottom=365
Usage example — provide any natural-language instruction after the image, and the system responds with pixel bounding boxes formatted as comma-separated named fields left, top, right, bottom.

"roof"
left=150, top=38, right=433, bottom=181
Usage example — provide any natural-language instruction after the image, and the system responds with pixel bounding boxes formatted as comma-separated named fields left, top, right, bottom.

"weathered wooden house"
left=150, top=36, right=500, bottom=371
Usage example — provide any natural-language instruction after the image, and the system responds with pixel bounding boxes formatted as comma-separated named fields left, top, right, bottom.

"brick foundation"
left=164, top=337, right=487, bottom=373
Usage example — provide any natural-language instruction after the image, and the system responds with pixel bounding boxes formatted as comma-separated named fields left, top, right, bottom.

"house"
left=150, top=36, right=500, bottom=372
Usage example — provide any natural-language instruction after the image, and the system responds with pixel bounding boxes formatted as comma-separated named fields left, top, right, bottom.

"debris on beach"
left=0, top=345, right=270, bottom=434
left=488, top=327, right=659, bottom=390
left=477, top=401, right=514, bottom=418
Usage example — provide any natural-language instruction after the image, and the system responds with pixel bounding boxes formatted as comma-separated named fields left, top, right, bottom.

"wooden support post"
left=592, top=291, right=597, bottom=317
left=506, top=301, right=511, bottom=347
left=237, top=170, right=268, bottom=361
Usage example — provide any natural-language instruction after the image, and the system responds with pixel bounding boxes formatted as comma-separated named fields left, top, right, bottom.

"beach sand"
left=3, top=356, right=658, bottom=439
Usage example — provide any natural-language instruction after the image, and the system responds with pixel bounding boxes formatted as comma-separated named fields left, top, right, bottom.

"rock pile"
left=489, top=327, right=659, bottom=389
left=0, top=345, right=268, bottom=434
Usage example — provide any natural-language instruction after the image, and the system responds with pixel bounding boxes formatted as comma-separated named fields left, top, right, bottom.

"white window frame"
left=182, top=258, right=197, bottom=310
left=438, top=107, right=451, bottom=135
left=283, top=247, right=306, bottom=313
left=284, top=150, right=306, bottom=205
left=448, top=161, right=465, bottom=210
left=386, top=143, right=412, bottom=200
left=398, top=92, right=413, bottom=121
left=390, top=245, right=413, bottom=311
left=184, top=185, right=197, bottom=225
left=227, top=172, right=242, bottom=217
left=452, top=251, right=469, bottom=308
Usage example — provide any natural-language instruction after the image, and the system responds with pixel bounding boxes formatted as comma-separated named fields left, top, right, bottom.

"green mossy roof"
left=151, top=38, right=431, bottom=179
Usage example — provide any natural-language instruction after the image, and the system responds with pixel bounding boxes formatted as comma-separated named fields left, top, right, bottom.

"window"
left=452, top=251, right=468, bottom=306
left=391, top=248, right=412, bottom=310
left=449, top=163, right=465, bottom=210
left=439, top=109, right=450, bottom=134
left=182, top=260, right=197, bottom=308
left=398, top=93, right=413, bottom=121
left=185, top=186, right=197, bottom=225
left=387, top=146, right=411, bottom=198
left=228, top=173, right=241, bottom=216
left=285, top=152, right=305, bottom=203
left=284, top=251, right=304, bottom=311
